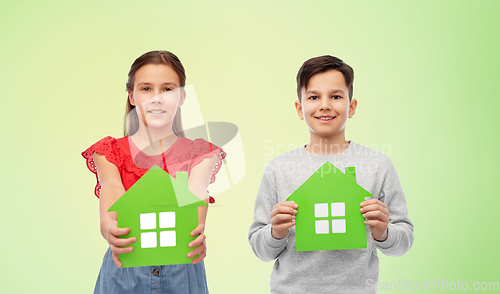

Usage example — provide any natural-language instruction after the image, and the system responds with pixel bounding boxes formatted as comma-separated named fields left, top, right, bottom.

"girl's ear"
left=178, top=88, right=186, bottom=108
left=295, top=100, right=304, bottom=120
left=128, top=91, right=135, bottom=106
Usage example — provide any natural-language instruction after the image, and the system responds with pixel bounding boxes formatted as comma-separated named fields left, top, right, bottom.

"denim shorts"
left=94, top=247, right=208, bottom=294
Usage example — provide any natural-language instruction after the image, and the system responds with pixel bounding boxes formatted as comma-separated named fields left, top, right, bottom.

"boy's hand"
left=188, top=224, right=207, bottom=264
left=270, top=201, right=298, bottom=239
left=360, top=199, right=389, bottom=242
left=101, top=219, right=136, bottom=268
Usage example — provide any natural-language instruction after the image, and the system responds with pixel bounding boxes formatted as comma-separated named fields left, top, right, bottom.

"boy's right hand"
left=101, top=219, right=137, bottom=268
left=270, top=201, right=298, bottom=239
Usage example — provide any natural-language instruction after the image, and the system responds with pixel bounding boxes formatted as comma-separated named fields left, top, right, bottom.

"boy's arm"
left=248, top=169, right=288, bottom=262
left=373, top=162, right=414, bottom=256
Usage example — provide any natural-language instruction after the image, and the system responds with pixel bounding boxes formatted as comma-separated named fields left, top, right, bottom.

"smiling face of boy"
left=295, top=70, right=357, bottom=145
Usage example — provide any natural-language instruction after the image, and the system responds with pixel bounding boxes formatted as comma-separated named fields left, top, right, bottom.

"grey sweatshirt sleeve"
left=373, top=162, right=414, bottom=256
left=248, top=169, right=288, bottom=262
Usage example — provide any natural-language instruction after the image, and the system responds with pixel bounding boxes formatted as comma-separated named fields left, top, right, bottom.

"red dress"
left=82, top=136, right=226, bottom=203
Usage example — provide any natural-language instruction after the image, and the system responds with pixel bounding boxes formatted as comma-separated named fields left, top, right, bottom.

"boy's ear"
left=295, top=100, right=304, bottom=120
left=348, top=99, right=357, bottom=118
left=128, top=91, right=135, bottom=106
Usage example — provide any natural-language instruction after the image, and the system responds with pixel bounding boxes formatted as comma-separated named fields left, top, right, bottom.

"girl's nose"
left=150, top=94, right=163, bottom=104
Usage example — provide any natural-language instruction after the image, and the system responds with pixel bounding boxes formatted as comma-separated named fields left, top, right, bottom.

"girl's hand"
left=270, top=201, right=298, bottom=239
left=360, top=199, right=389, bottom=241
left=101, top=219, right=137, bottom=268
left=187, top=223, right=206, bottom=264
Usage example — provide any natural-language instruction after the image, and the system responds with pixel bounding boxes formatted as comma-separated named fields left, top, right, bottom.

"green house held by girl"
left=108, top=167, right=207, bottom=268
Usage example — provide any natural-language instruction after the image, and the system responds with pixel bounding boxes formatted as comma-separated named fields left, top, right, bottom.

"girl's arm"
left=93, top=152, right=136, bottom=268
left=186, top=154, right=217, bottom=264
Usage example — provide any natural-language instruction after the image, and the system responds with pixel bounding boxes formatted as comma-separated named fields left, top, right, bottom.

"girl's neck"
left=131, top=125, right=178, bottom=155
left=305, top=133, right=350, bottom=156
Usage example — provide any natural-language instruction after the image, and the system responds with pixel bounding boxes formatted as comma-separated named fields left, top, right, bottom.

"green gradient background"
left=1, top=1, right=499, bottom=293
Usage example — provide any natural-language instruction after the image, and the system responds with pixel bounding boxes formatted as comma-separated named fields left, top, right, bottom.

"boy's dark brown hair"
left=296, top=55, right=354, bottom=101
left=124, top=50, right=186, bottom=137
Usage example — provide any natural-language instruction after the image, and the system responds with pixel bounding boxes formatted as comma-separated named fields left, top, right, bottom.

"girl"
left=82, top=51, right=225, bottom=294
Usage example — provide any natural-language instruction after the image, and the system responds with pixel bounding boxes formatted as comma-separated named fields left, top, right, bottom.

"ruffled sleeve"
left=81, top=136, right=122, bottom=198
left=190, top=139, right=227, bottom=186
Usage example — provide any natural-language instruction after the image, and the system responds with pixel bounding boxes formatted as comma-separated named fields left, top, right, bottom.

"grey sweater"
left=248, top=142, right=414, bottom=294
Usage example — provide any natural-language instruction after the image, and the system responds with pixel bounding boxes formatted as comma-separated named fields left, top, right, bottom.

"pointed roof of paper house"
left=288, top=162, right=371, bottom=203
left=109, top=166, right=207, bottom=213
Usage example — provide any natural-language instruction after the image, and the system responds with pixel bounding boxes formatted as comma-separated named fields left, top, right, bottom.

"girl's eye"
left=141, top=87, right=151, bottom=91
left=163, top=87, right=173, bottom=92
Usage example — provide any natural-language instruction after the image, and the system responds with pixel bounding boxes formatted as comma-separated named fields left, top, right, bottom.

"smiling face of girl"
left=128, top=63, right=185, bottom=131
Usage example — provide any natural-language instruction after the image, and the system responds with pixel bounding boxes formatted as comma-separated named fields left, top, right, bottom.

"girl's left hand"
left=187, top=223, right=207, bottom=264
left=360, top=199, right=389, bottom=242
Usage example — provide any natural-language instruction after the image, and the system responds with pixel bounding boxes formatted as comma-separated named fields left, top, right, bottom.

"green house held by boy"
left=287, top=162, right=372, bottom=252
left=108, top=166, right=207, bottom=268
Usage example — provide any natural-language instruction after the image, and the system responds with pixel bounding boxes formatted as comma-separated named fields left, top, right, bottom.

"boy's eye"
left=308, top=96, right=319, bottom=100
left=332, top=95, right=342, bottom=99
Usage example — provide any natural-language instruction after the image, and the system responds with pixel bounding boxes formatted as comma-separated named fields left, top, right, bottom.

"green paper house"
left=287, top=162, right=372, bottom=251
left=108, top=167, right=207, bottom=268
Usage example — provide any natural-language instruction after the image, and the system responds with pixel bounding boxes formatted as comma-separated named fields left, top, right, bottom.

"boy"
left=248, top=55, right=414, bottom=293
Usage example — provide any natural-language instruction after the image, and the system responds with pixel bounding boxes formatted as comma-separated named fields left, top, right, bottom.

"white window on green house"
left=140, top=212, right=176, bottom=248
left=314, top=202, right=346, bottom=234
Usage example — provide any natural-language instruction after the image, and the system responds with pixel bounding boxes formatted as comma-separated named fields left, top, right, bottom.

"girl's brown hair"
left=124, top=50, right=186, bottom=137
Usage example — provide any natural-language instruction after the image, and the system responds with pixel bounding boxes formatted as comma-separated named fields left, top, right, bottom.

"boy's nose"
left=319, top=98, right=332, bottom=110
